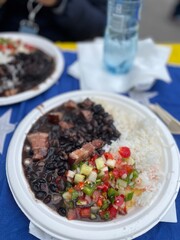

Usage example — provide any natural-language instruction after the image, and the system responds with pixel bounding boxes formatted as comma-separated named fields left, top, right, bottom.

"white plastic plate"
left=6, top=91, right=180, bottom=240
left=0, top=32, right=64, bottom=105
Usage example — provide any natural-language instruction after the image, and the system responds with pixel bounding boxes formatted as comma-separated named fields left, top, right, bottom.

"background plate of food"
left=6, top=91, right=180, bottom=240
left=0, top=32, right=64, bottom=105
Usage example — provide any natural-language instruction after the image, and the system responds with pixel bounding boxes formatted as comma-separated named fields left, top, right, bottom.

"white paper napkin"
left=68, top=38, right=171, bottom=93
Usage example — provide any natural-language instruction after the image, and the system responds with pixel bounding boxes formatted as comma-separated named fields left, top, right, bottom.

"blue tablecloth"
left=0, top=51, right=180, bottom=240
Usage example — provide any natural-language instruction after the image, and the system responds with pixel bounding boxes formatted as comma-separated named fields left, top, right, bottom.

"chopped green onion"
left=66, top=200, right=74, bottom=208
left=96, top=179, right=102, bottom=184
left=71, top=190, right=79, bottom=200
left=132, top=170, right=139, bottom=179
left=83, top=185, right=95, bottom=196
left=125, top=192, right=134, bottom=201
left=71, top=164, right=78, bottom=170
left=76, top=199, right=87, bottom=205
left=107, top=188, right=119, bottom=203
left=101, top=200, right=110, bottom=210
left=103, top=212, right=110, bottom=220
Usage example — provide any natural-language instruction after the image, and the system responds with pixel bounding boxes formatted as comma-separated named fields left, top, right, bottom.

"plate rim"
left=6, top=90, right=180, bottom=240
left=0, top=32, right=64, bottom=106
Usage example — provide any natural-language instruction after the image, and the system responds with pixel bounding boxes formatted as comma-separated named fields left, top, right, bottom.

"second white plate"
left=0, top=32, right=64, bottom=106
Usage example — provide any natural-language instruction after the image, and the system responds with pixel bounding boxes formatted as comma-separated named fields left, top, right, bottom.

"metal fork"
left=149, top=104, right=180, bottom=135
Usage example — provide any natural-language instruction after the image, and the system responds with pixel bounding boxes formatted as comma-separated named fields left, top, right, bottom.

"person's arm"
left=0, top=0, right=7, bottom=23
left=0, top=0, right=6, bottom=6
left=37, top=0, right=62, bottom=7
left=51, top=0, right=107, bottom=41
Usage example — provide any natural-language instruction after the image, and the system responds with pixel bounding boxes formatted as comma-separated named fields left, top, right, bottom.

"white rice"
left=95, top=99, right=164, bottom=207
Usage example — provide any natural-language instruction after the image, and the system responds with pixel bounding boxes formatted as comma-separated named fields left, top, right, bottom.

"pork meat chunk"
left=27, top=132, right=49, bottom=160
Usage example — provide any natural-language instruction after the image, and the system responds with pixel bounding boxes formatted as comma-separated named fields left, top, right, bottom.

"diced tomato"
left=97, top=197, right=103, bottom=207
left=101, top=171, right=109, bottom=182
left=113, top=166, right=132, bottom=179
left=104, top=152, right=113, bottom=160
left=112, top=168, right=120, bottom=179
left=118, top=169, right=128, bottom=178
left=92, top=190, right=101, bottom=202
left=74, top=182, right=85, bottom=191
left=89, top=154, right=99, bottom=166
left=7, top=44, right=15, bottom=50
left=0, top=44, right=5, bottom=51
left=115, top=158, right=123, bottom=169
left=97, top=183, right=109, bottom=192
left=123, top=164, right=133, bottom=174
left=79, top=208, right=91, bottom=218
left=68, top=188, right=74, bottom=193
left=119, top=147, right=131, bottom=158
left=114, top=195, right=125, bottom=207
left=108, top=205, right=118, bottom=219
left=67, top=209, right=77, bottom=220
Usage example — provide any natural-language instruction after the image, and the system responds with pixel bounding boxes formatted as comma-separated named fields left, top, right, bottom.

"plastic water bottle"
left=103, top=0, right=142, bottom=74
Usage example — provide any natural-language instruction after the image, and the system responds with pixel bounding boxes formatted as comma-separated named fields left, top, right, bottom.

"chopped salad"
left=63, top=146, right=144, bottom=221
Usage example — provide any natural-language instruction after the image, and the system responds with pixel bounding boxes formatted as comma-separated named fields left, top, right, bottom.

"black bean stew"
left=0, top=38, right=55, bottom=97
left=22, top=98, right=120, bottom=221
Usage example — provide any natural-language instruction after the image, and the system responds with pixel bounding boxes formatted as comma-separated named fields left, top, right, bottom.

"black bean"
left=38, top=178, right=46, bottom=183
left=58, top=207, right=66, bottom=216
left=92, top=104, right=103, bottom=113
left=86, top=124, right=93, bottom=132
left=28, top=149, right=34, bottom=157
left=66, top=146, right=73, bottom=153
left=49, top=183, right=58, bottom=192
left=58, top=168, right=66, bottom=176
left=58, top=166, right=66, bottom=172
left=77, top=137, right=85, bottom=145
left=31, top=172, right=38, bottom=179
left=46, top=174, right=52, bottom=183
left=63, top=162, right=69, bottom=170
left=50, top=139, right=60, bottom=147
left=80, top=127, right=86, bottom=133
left=114, top=130, right=121, bottom=138
left=48, top=147, right=55, bottom=155
left=52, top=125, right=60, bottom=132
left=32, top=182, right=41, bottom=192
left=35, top=191, right=47, bottom=200
left=61, top=152, right=68, bottom=160
left=92, top=120, right=98, bottom=128
left=46, top=162, right=56, bottom=170
left=57, top=161, right=64, bottom=168
left=103, top=115, right=113, bottom=124
left=40, top=183, right=47, bottom=192
left=85, top=135, right=92, bottom=142
left=43, top=195, right=51, bottom=204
